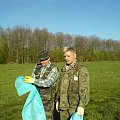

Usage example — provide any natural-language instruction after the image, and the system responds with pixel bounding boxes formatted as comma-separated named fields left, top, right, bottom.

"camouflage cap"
left=39, top=51, right=49, bottom=61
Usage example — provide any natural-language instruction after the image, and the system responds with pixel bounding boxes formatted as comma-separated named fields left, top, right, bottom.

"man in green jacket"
left=56, top=47, right=90, bottom=120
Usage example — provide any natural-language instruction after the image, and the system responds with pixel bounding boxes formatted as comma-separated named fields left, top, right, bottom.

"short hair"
left=63, top=46, right=76, bottom=53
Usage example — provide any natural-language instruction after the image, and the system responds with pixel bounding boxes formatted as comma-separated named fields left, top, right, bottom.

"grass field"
left=0, top=61, right=120, bottom=120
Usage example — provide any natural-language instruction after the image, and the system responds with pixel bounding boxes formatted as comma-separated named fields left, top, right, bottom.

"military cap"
left=39, top=51, right=49, bottom=61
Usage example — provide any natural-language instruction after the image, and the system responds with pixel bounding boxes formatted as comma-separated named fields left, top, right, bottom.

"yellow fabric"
left=24, top=76, right=33, bottom=83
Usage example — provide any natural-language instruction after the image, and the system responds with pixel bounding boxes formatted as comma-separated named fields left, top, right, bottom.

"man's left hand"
left=77, top=107, right=84, bottom=115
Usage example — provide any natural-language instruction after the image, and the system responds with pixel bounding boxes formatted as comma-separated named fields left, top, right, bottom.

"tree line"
left=0, top=25, right=120, bottom=64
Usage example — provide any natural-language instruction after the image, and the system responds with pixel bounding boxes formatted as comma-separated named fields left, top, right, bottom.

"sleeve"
left=32, top=66, right=36, bottom=77
left=78, top=66, right=90, bottom=108
left=55, top=76, right=61, bottom=102
left=33, top=67, right=59, bottom=87
left=32, top=64, right=41, bottom=78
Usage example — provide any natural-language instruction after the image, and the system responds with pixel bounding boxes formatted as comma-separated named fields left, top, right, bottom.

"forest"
left=0, top=25, right=120, bottom=64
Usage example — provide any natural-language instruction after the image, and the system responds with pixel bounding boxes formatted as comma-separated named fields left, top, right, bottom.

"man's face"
left=40, top=58, right=50, bottom=67
left=64, top=51, right=76, bottom=65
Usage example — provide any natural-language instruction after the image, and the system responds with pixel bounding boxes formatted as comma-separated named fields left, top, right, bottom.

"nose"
left=64, top=57, right=68, bottom=61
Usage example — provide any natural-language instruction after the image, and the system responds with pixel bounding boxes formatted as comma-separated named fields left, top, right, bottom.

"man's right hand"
left=56, top=102, right=60, bottom=112
left=24, top=76, right=34, bottom=83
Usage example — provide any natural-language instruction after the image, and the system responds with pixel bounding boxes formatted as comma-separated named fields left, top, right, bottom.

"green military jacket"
left=56, top=61, right=90, bottom=111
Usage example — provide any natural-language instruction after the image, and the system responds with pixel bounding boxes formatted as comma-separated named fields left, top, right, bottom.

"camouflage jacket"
left=56, top=61, right=90, bottom=110
left=32, top=63, right=59, bottom=102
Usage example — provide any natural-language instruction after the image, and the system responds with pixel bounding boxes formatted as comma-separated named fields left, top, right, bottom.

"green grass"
left=83, top=61, right=120, bottom=120
left=0, top=61, right=120, bottom=120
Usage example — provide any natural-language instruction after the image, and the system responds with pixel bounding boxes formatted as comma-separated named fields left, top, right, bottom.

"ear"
left=74, top=53, right=76, bottom=59
left=48, top=57, right=50, bottom=61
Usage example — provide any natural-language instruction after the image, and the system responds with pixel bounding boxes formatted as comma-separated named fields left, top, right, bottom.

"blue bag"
left=70, top=112, right=83, bottom=120
left=15, top=76, right=46, bottom=120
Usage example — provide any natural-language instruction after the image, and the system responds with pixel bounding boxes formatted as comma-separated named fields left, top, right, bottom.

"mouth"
left=66, top=60, right=70, bottom=63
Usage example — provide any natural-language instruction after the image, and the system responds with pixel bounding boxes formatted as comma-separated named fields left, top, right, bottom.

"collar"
left=64, top=59, right=77, bottom=71
left=70, top=59, right=76, bottom=68
left=42, top=61, right=51, bottom=69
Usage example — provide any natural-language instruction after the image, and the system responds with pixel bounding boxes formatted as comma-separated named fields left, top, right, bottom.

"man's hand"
left=77, top=107, right=84, bottom=115
left=56, top=102, right=60, bottom=112
left=24, top=76, right=34, bottom=83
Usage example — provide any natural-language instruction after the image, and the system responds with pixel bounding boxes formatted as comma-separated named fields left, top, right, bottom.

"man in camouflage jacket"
left=56, top=47, right=90, bottom=120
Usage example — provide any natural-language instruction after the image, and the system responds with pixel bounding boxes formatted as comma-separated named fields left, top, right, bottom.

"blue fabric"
left=70, top=112, right=83, bottom=120
left=15, top=76, right=46, bottom=120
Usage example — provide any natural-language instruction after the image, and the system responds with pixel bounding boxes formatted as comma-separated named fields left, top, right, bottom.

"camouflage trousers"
left=36, top=87, right=54, bottom=120
left=60, top=108, right=75, bottom=120
left=42, top=99, right=53, bottom=120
